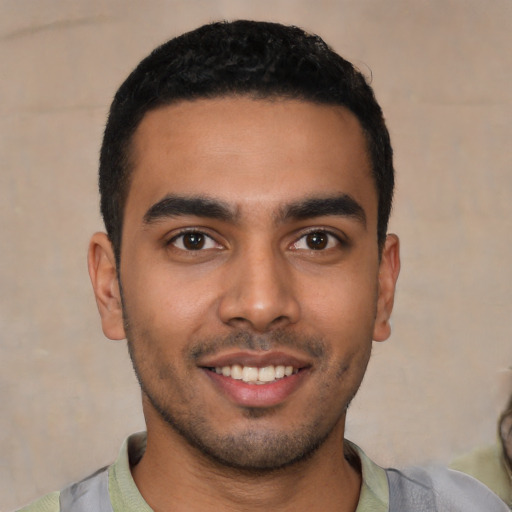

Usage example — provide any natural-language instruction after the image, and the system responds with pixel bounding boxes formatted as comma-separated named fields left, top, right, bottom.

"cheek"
left=302, top=265, right=379, bottom=335
left=122, top=257, right=218, bottom=333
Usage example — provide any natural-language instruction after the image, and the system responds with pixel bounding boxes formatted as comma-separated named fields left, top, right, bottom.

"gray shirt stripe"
left=59, top=467, right=112, bottom=512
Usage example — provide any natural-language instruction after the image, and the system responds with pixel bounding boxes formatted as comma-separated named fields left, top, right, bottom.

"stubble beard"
left=123, top=314, right=372, bottom=473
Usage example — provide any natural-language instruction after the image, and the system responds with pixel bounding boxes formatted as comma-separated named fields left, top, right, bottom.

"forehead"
left=126, top=97, right=376, bottom=225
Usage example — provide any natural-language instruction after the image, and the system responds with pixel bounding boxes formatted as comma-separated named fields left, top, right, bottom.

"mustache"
left=187, top=329, right=327, bottom=362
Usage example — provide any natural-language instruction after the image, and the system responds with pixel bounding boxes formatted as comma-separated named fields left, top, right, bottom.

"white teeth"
left=258, top=366, right=276, bottom=382
left=242, top=366, right=259, bottom=382
left=231, top=364, right=243, bottom=380
left=213, top=364, right=298, bottom=384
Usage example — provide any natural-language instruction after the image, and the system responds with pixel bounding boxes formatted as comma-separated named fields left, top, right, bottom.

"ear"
left=373, top=234, right=401, bottom=342
left=87, top=232, right=126, bottom=340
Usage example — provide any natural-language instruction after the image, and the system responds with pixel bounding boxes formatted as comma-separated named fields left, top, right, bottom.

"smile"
left=199, top=351, right=311, bottom=406
left=210, top=364, right=299, bottom=384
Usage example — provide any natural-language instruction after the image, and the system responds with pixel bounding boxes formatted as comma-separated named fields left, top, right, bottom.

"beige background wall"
left=1, top=0, right=511, bottom=509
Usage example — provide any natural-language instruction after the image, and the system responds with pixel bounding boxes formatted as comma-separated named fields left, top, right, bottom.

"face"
left=89, top=97, right=399, bottom=471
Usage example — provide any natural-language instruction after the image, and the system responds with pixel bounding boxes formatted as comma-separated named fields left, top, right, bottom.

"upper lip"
left=197, top=350, right=312, bottom=369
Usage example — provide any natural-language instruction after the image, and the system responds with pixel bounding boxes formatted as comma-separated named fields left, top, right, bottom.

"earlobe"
left=373, top=234, right=400, bottom=342
left=87, top=232, right=126, bottom=340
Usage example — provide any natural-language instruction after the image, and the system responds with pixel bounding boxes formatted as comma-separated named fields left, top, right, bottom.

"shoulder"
left=450, top=442, right=511, bottom=505
left=451, top=442, right=502, bottom=475
left=387, top=465, right=509, bottom=511
left=15, top=491, right=60, bottom=512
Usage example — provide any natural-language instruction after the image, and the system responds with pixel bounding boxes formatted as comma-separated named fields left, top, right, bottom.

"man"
left=19, top=20, right=507, bottom=512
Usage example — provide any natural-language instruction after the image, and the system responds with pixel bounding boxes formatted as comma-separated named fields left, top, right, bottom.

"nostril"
left=269, top=315, right=292, bottom=328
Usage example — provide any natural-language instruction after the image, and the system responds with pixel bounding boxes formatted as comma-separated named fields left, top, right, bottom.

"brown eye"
left=305, top=231, right=329, bottom=250
left=182, top=232, right=205, bottom=250
left=169, top=231, right=223, bottom=252
left=290, top=230, right=341, bottom=252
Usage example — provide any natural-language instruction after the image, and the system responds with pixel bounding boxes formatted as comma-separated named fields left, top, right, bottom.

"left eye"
left=170, top=231, right=220, bottom=251
left=291, top=231, right=340, bottom=251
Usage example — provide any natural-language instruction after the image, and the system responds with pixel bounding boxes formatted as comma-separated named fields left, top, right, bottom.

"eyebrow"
left=143, top=195, right=237, bottom=224
left=143, top=193, right=366, bottom=227
left=280, top=194, right=367, bottom=226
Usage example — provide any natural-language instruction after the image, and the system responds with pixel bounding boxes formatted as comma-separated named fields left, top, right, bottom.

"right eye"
left=169, top=231, right=221, bottom=251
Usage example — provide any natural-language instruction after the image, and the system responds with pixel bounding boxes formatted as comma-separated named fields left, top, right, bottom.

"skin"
left=88, top=97, right=400, bottom=512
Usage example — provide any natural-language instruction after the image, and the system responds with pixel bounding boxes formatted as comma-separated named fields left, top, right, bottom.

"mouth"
left=207, top=364, right=299, bottom=385
left=198, top=351, right=311, bottom=408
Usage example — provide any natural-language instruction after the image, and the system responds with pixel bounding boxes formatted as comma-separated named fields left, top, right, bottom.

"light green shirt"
left=451, top=440, right=512, bottom=508
left=18, top=433, right=389, bottom=512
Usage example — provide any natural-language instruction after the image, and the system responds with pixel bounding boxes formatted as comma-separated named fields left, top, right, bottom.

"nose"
left=217, top=245, right=300, bottom=332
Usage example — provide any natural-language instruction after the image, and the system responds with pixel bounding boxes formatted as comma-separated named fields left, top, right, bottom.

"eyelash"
left=167, top=229, right=221, bottom=251
left=290, top=228, right=346, bottom=251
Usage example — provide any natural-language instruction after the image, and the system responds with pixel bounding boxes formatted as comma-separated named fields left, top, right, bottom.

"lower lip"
left=203, top=369, right=309, bottom=408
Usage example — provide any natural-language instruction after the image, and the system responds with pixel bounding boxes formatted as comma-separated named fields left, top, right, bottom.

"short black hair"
left=99, top=20, right=394, bottom=263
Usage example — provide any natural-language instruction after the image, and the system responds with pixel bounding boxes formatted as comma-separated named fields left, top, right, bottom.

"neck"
left=132, top=410, right=361, bottom=512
